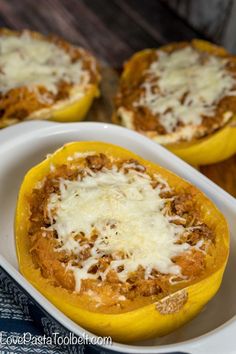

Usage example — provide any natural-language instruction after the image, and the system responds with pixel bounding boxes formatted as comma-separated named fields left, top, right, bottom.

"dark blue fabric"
left=0, top=267, right=186, bottom=354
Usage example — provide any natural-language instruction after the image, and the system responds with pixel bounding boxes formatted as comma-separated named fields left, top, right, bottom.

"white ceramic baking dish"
left=0, top=120, right=235, bottom=354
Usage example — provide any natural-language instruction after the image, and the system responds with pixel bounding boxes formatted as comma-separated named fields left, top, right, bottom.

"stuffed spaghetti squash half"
left=114, top=40, right=236, bottom=165
left=15, top=142, right=229, bottom=342
left=0, top=28, right=100, bottom=128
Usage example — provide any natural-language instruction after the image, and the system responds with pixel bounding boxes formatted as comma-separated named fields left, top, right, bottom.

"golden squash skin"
left=0, top=28, right=100, bottom=128
left=114, top=40, right=236, bottom=165
left=15, top=142, right=229, bottom=342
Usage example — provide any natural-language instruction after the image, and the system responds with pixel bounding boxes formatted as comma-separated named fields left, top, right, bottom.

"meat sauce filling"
left=28, top=153, right=215, bottom=309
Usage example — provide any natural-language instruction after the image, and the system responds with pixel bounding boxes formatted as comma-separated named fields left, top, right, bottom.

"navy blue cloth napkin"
left=0, top=267, right=184, bottom=354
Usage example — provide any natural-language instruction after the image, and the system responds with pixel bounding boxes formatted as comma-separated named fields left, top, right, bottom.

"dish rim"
left=0, top=120, right=235, bottom=354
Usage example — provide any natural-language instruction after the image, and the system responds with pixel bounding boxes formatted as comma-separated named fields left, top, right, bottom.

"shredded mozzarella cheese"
left=47, top=164, right=190, bottom=292
left=134, top=46, right=236, bottom=133
left=0, top=31, right=90, bottom=95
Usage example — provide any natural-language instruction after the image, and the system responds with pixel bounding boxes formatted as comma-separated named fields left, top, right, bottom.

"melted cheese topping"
left=0, top=31, right=90, bottom=95
left=47, top=164, right=190, bottom=292
left=134, top=46, right=236, bottom=134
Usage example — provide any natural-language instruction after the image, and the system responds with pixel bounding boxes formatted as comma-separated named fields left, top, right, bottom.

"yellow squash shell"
left=15, top=142, right=229, bottom=342
left=38, top=85, right=100, bottom=123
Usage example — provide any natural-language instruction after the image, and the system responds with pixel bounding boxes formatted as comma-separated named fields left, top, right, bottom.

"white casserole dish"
left=0, top=120, right=235, bottom=354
